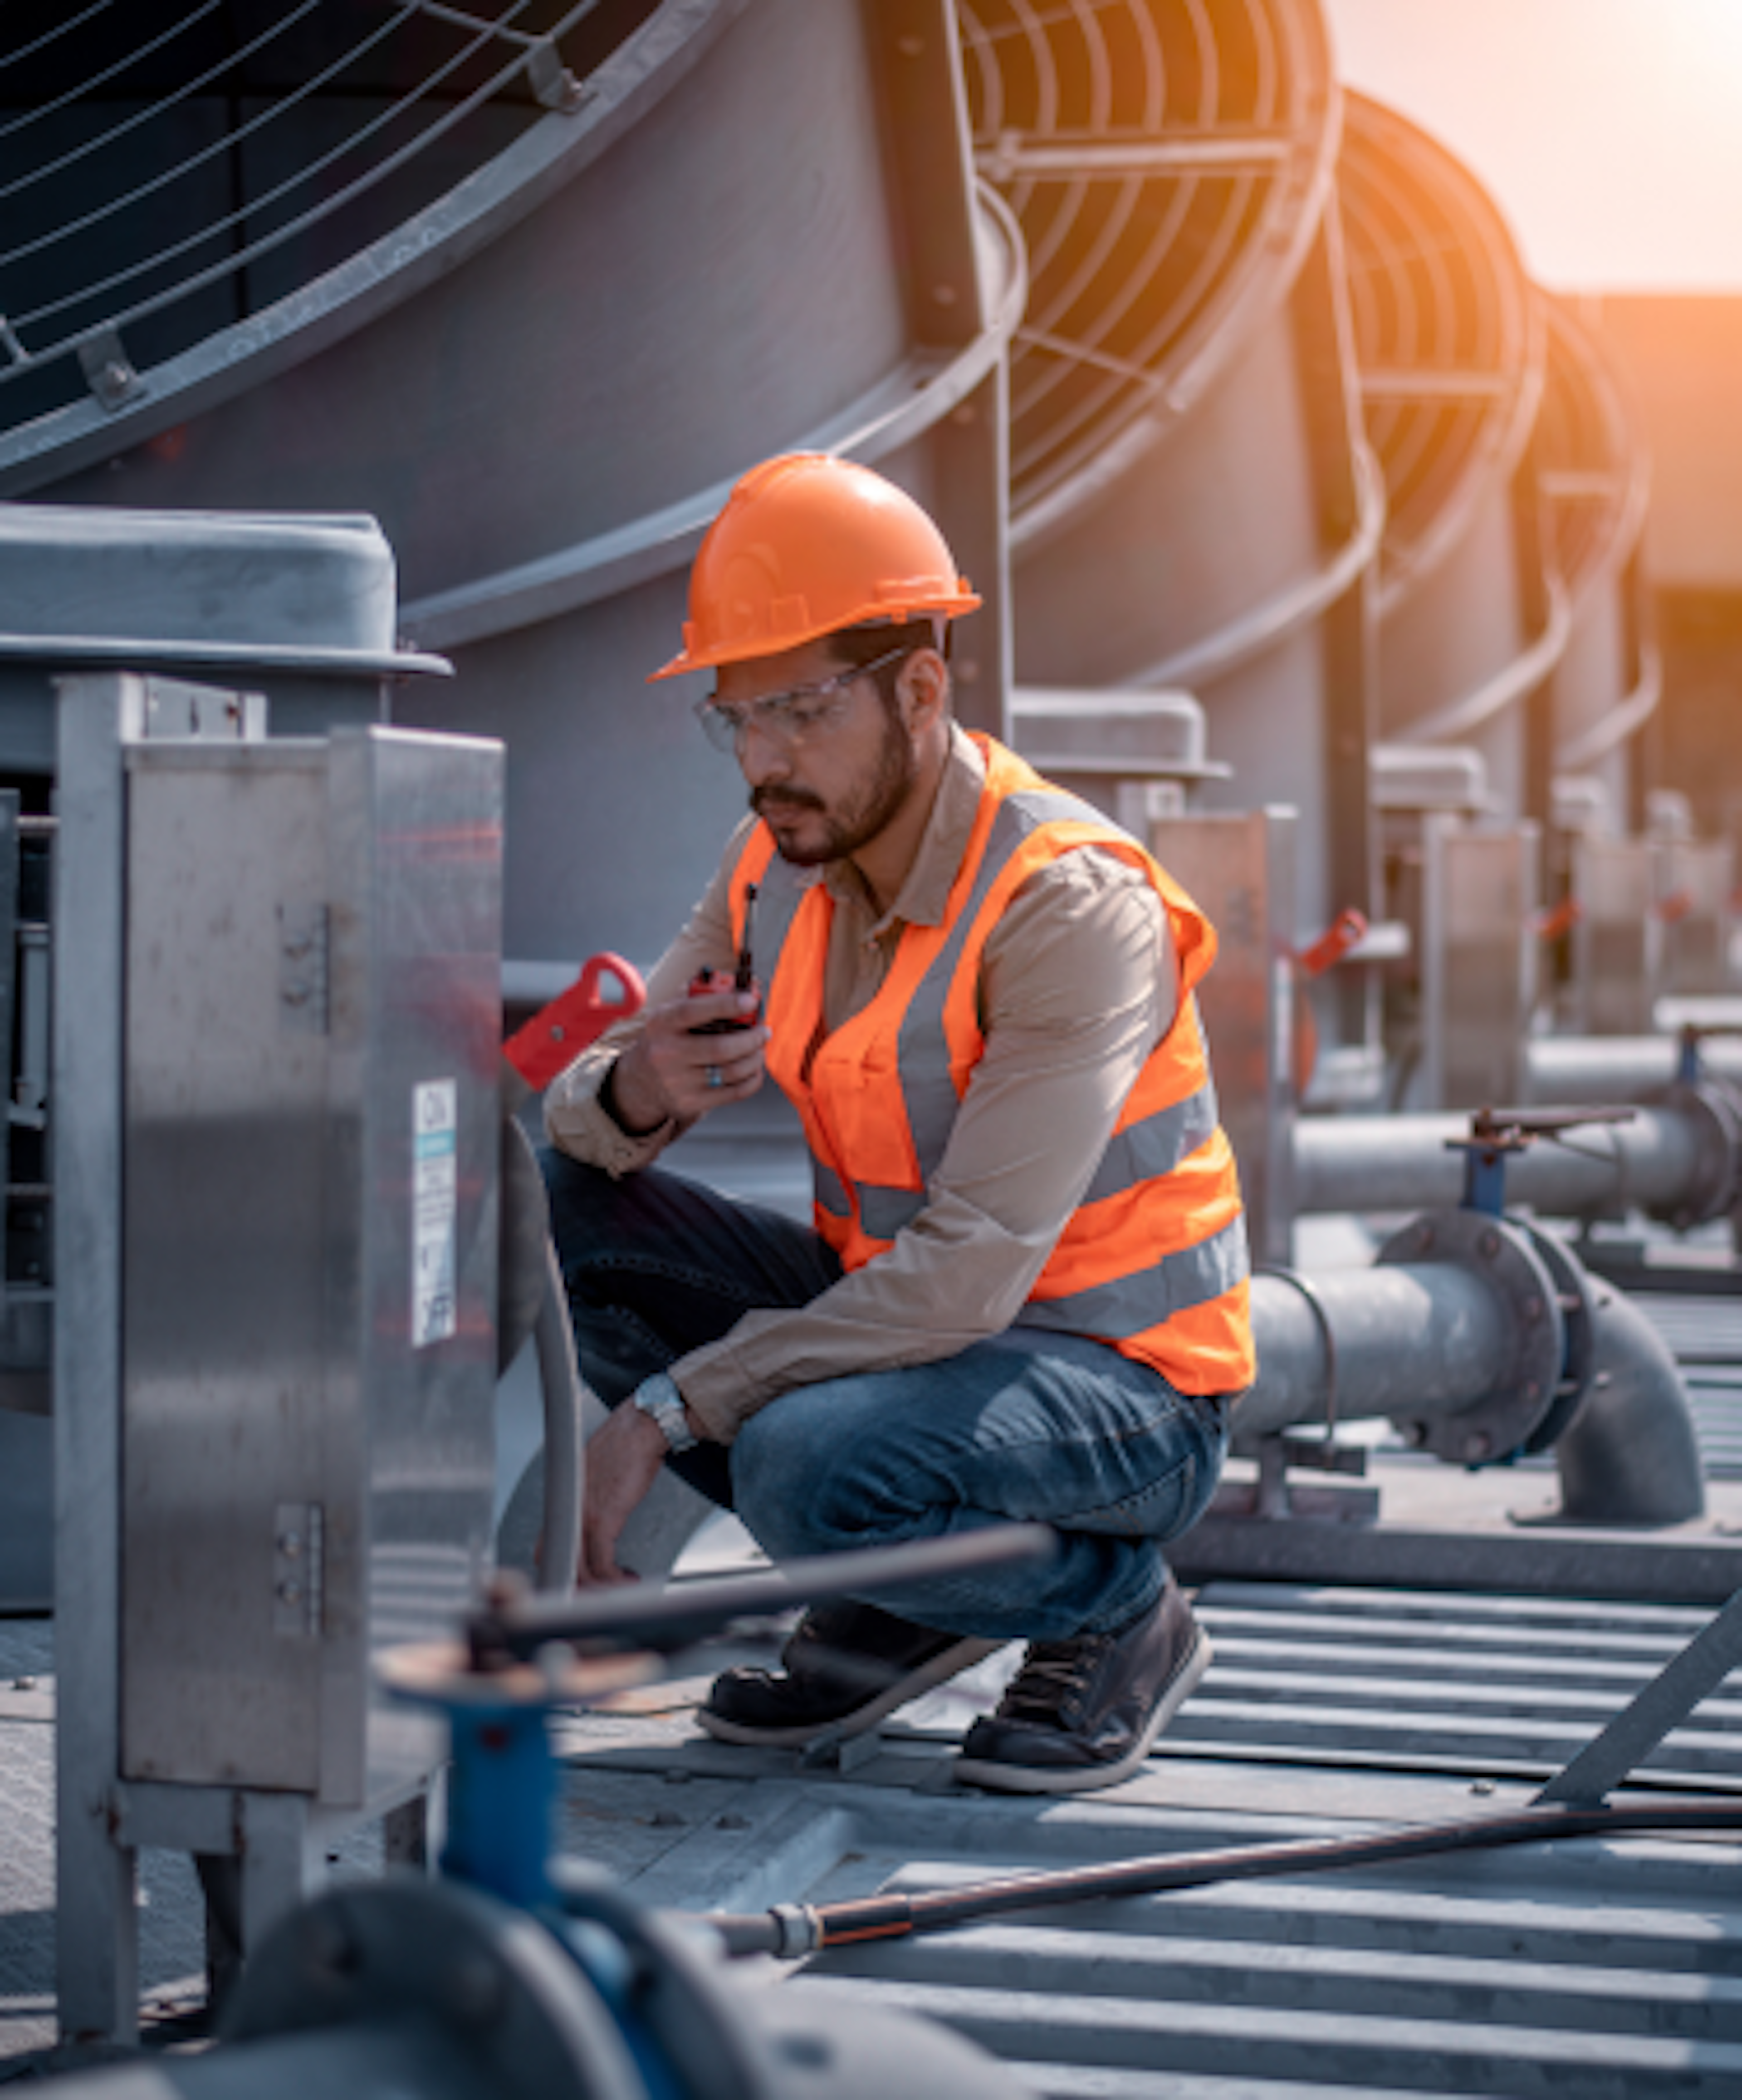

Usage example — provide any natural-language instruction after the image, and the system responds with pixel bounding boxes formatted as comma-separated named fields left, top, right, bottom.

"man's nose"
left=737, top=720, right=793, bottom=785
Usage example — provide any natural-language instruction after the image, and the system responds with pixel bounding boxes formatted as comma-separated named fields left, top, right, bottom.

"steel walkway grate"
left=1633, top=1294, right=1742, bottom=1476
left=778, top=1791, right=1742, bottom=2099
left=1160, top=1585, right=1742, bottom=1788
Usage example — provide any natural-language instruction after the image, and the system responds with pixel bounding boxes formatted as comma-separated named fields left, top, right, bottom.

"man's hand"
left=577, top=1401, right=673, bottom=1586
left=607, top=986, right=767, bottom=1132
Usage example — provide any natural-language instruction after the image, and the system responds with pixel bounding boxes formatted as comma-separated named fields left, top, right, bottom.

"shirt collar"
left=822, top=724, right=986, bottom=933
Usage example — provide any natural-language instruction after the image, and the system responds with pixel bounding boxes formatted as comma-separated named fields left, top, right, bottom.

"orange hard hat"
left=648, top=452, right=981, bottom=681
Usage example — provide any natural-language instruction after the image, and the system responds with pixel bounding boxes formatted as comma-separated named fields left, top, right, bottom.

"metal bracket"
left=278, top=905, right=330, bottom=1036
left=77, top=329, right=146, bottom=412
left=273, top=1503, right=324, bottom=1639
left=136, top=677, right=268, bottom=743
left=527, top=39, right=587, bottom=113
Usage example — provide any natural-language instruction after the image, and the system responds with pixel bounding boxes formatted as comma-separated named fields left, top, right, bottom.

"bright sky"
left=1323, top=0, right=1742, bottom=291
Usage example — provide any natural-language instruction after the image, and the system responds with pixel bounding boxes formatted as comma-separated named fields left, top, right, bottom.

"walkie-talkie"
left=688, top=883, right=759, bottom=1033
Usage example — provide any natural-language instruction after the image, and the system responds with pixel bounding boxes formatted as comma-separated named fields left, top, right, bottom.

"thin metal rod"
left=13, top=0, right=543, bottom=332
left=709, top=1800, right=1742, bottom=1958
left=1537, top=1588, right=1742, bottom=1807
left=392, top=0, right=542, bottom=50
left=0, top=2, right=224, bottom=144
left=0, top=0, right=344, bottom=268
left=471, top=1525, right=1055, bottom=1663
left=0, top=0, right=328, bottom=212
left=0, top=0, right=116, bottom=75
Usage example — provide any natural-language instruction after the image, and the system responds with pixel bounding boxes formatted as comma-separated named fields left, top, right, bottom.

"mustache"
left=751, top=785, right=825, bottom=817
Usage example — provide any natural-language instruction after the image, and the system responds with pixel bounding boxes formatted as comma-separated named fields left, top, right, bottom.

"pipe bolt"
left=1523, top=1295, right=1543, bottom=1323
left=448, top=1954, right=507, bottom=2027
left=301, top=1910, right=360, bottom=1983
left=1479, top=1229, right=1501, bottom=1258
left=1462, top=1430, right=1492, bottom=1463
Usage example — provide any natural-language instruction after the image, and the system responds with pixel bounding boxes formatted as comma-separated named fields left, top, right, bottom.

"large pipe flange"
left=1640, top=1080, right=1742, bottom=1230
left=1375, top=1210, right=1566, bottom=1466
left=1512, top=1219, right=1598, bottom=1456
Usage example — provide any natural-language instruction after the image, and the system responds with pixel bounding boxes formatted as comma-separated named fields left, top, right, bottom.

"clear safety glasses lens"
left=693, top=646, right=913, bottom=755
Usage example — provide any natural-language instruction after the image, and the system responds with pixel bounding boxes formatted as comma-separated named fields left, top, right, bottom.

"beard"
left=751, top=706, right=918, bottom=867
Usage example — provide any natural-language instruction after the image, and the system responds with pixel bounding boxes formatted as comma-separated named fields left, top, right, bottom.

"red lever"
left=1535, top=897, right=1583, bottom=942
left=504, top=952, right=646, bottom=1089
left=1297, top=908, right=1369, bottom=979
left=1656, top=888, right=1694, bottom=925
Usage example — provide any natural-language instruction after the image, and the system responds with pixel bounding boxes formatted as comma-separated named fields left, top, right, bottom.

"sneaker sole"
left=952, top=1626, right=1212, bottom=1795
left=697, top=1634, right=1005, bottom=1749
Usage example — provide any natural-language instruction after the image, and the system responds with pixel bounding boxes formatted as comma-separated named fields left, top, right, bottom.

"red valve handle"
left=504, top=951, right=647, bottom=1089
left=1656, top=888, right=1694, bottom=925
left=1296, top=908, right=1369, bottom=979
left=1535, top=897, right=1583, bottom=942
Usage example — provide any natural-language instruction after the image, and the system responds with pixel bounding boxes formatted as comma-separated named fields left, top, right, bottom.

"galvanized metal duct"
left=1340, top=94, right=1556, bottom=824
left=969, top=0, right=1376, bottom=962
left=21, top=1, right=1021, bottom=969
left=1291, top=1094, right=1742, bottom=1227
left=1538, top=296, right=1658, bottom=805
left=0, top=0, right=680, bottom=482
left=959, top=0, right=1339, bottom=548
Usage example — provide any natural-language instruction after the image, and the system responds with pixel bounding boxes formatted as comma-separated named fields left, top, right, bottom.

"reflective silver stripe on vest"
left=745, top=847, right=811, bottom=984
left=1014, top=1212, right=1251, bottom=1343
left=812, top=1156, right=851, bottom=1219
left=898, top=785, right=1119, bottom=1185
left=807, top=1154, right=924, bottom=1240
left=1080, top=1075, right=1221, bottom=1208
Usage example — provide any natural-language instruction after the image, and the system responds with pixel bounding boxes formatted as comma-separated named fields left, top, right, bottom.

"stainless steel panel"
left=118, top=728, right=502, bottom=1806
left=1661, top=838, right=1734, bottom=999
left=1147, top=809, right=1297, bottom=1264
left=1572, top=834, right=1659, bottom=1034
left=121, top=744, right=333, bottom=1792
left=323, top=727, right=503, bottom=1806
left=1421, top=818, right=1538, bottom=1109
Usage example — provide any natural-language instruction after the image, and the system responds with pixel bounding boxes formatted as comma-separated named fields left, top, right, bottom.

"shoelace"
left=996, top=1634, right=1112, bottom=1724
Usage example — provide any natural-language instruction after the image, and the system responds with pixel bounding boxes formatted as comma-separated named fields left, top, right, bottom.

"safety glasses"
left=693, top=644, right=912, bottom=755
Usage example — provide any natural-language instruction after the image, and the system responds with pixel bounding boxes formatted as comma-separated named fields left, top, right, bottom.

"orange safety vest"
left=725, top=735, right=1254, bottom=1396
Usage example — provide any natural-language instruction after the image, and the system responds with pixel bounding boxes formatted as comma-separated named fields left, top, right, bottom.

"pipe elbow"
left=1553, top=1283, right=1706, bottom=1525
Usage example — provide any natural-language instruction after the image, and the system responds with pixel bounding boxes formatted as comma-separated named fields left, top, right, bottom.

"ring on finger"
left=705, top=1063, right=723, bottom=1090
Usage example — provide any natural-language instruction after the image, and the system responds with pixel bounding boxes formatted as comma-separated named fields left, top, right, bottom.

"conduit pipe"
left=1292, top=1094, right=1742, bottom=1227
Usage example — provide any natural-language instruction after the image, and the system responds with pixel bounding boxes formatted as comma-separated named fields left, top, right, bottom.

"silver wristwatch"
left=632, top=1371, right=698, bottom=1454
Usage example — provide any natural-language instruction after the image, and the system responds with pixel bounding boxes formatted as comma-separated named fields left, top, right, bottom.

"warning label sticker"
left=412, top=1079, right=458, bottom=1349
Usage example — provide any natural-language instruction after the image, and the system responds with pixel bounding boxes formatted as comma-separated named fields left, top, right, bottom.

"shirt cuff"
left=543, top=1060, right=673, bottom=1177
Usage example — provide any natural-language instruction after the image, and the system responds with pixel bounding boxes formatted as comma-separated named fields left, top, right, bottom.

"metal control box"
left=114, top=722, right=502, bottom=1805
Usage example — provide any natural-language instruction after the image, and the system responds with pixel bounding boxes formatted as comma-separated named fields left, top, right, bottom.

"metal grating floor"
left=1169, top=1584, right=1742, bottom=1788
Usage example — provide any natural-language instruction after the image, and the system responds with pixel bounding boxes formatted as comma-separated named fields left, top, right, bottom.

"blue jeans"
left=541, top=1149, right=1230, bottom=1642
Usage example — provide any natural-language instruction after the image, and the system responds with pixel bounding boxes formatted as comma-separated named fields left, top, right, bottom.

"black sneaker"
left=953, top=1580, right=1210, bottom=1794
left=698, top=1599, right=1002, bottom=1748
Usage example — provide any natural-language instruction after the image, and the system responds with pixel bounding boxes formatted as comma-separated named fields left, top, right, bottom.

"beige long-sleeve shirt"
left=546, top=727, right=1178, bottom=1443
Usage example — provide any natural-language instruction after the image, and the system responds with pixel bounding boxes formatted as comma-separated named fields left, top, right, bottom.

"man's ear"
left=900, top=647, right=951, bottom=734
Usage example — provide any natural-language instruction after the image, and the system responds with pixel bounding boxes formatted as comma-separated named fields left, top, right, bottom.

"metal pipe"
left=1522, top=1033, right=1742, bottom=1104
left=1553, top=1281, right=1706, bottom=1525
left=1292, top=1104, right=1727, bottom=1221
left=1243, top=1264, right=1510, bottom=1439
